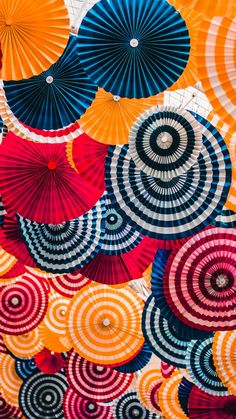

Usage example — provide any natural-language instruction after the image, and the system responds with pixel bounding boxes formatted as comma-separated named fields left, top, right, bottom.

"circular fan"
left=4, top=35, right=98, bottom=130
left=15, top=358, right=39, bottom=380
left=115, top=342, right=152, bottom=373
left=213, top=331, right=236, bottom=396
left=19, top=372, right=68, bottom=419
left=78, top=0, right=190, bottom=98
left=213, top=207, right=236, bottom=228
left=158, top=371, right=188, bottom=419
left=167, top=0, right=236, bottom=17
left=185, top=338, right=229, bottom=396
left=50, top=272, right=91, bottom=298
left=142, top=296, right=189, bottom=368
left=34, top=348, right=66, bottom=374
left=129, top=106, right=202, bottom=180
left=17, top=195, right=106, bottom=274
left=188, top=386, right=236, bottom=418
left=0, top=393, right=23, bottom=418
left=79, top=88, right=160, bottom=145
left=0, top=354, right=22, bottom=407
left=178, top=377, right=194, bottom=417
left=0, top=132, right=104, bottom=224
left=63, top=387, right=113, bottom=419
left=105, top=113, right=231, bottom=240
left=2, top=328, right=44, bottom=358
left=161, top=362, right=176, bottom=379
left=0, top=272, right=48, bottom=335
left=0, top=0, right=70, bottom=80
left=113, top=390, right=157, bottom=418
left=66, top=350, right=133, bottom=402
left=66, top=283, right=144, bottom=366
left=163, top=227, right=236, bottom=331
left=138, top=369, right=163, bottom=414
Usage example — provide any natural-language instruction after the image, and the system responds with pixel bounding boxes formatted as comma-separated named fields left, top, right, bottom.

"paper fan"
left=185, top=338, right=229, bottom=396
left=105, top=113, right=231, bottom=240
left=15, top=358, right=39, bottom=380
left=39, top=292, right=72, bottom=353
left=178, top=377, right=194, bottom=416
left=66, top=132, right=108, bottom=190
left=2, top=328, right=44, bottom=358
left=129, top=106, right=202, bottom=180
left=17, top=195, right=106, bottom=274
left=0, top=132, right=104, bottom=224
left=66, top=283, right=144, bottom=366
left=213, top=207, right=236, bottom=228
left=142, top=296, right=190, bottom=368
left=0, top=245, right=23, bottom=279
left=113, top=390, right=157, bottom=419
left=78, top=0, right=190, bottom=98
left=0, top=354, right=22, bottom=407
left=66, top=350, right=133, bottom=403
left=0, top=213, right=36, bottom=267
left=188, top=387, right=236, bottom=418
left=168, top=0, right=236, bottom=17
left=0, top=0, right=70, bottom=80
left=79, top=88, right=160, bottom=145
left=197, top=17, right=236, bottom=129
left=151, top=249, right=213, bottom=340
left=34, top=348, right=66, bottom=374
left=163, top=227, right=236, bottom=331
left=137, top=369, right=163, bottom=414
left=4, top=34, right=97, bottom=130
left=0, top=335, right=7, bottom=354
left=0, top=393, right=23, bottom=418
left=213, top=331, right=236, bottom=396
left=0, top=272, right=48, bottom=335
left=79, top=199, right=159, bottom=284
left=115, top=342, right=152, bottom=373
left=63, top=388, right=113, bottom=419
left=158, top=371, right=188, bottom=419
left=19, top=372, right=68, bottom=419
left=51, top=272, right=91, bottom=298
left=161, top=362, right=176, bottom=379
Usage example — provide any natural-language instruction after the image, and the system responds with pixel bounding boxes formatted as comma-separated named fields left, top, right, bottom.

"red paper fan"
left=161, top=362, right=176, bottom=378
left=0, top=213, right=36, bottom=267
left=66, top=350, right=133, bottom=402
left=34, top=348, right=66, bottom=374
left=0, top=132, right=104, bottom=223
left=0, top=261, right=25, bottom=280
left=0, top=272, right=48, bottom=335
left=63, top=387, right=113, bottom=419
left=22, top=121, right=82, bottom=143
left=79, top=237, right=159, bottom=285
left=0, top=393, right=23, bottom=418
left=66, top=132, right=108, bottom=190
left=51, top=272, right=91, bottom=298
left=0, top=335, right=7, bottom=354
left=189, top=386, right=236, bottom=418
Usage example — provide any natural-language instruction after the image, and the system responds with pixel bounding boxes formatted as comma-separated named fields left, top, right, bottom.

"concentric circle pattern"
left=51, top=272, right=91, bottom=298
left=63, top=387, right=113, bottom=419
left=0, top=393, right=23, bottom=419
left=0, top=273, right=48, bottom=335
left=2, top=328, right=44, bottom=358
left=159, top=371, right=188, bottom=419
left=19, top=372, right=68, bottom=419
left=129, top=106, right=202, bottom=179
left=213, top=331, right=236, bottom=396
left=66, top=350, right=133, bottom=402
left=163, top=228, right=236, bottom=331
left=0, top=354, right=22, bottom=407
left=66, top=283, right=144, bottom=365
left=113, top=390, right=157, bottom=418
left=115, top=341, right=152, bottom=373
left=138, top=369, right=163, bottom=414
left=15, top=358, right=39, bottom=380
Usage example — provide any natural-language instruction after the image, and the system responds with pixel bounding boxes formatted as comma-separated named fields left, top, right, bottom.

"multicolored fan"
left=63, top=388, right=113, bottom=419
left=158, top=371, right=188, bottom=419
left=113, top=390, right=157, bottom=418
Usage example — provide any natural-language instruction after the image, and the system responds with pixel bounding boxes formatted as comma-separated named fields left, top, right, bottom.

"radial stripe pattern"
left=158, top=371, right=188, bottom=419
left=213, top=331, right=236, bottom=396
left=0, top=354, right=22, bottom=407
left=63, top=387, right=113, bottom=419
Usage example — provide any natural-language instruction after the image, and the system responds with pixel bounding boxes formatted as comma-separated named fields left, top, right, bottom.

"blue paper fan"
left=15, top=358, right=39, bottom=380
left=151, top=249, right=212, bottom=341
left=178, top=377, right=194, bottom=416
left=213, top=206, right=236, bottom=228
left=142, top=295, right=189, bottom=368
left=115, top=342, right=152, bottom=373
left=3, top=35, right=98, bottom=130
left=77, top=0, right=190, bottom=98
left=105, top=113, right=231, bottom=240
left=185, top=338, right=229, bottom=396
left=113, top=391, right=157, bottom=418
left=16, top=196, right=106, bottom=274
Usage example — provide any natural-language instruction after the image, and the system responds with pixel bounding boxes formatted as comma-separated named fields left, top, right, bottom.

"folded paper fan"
left=63, top=388, right=113, bottom=419
left=0, top=392, right=23, bottom=418
left=2, top=328, right=44, bottom=358
left=115, top=342, right=152, bottom=373
left=78, top=0, right=190, bottom=98
left=161, top=362, right=176, bottom=379
left=158, top=371, right=188, bottom=419
left=51, top=272, right=91, bottom=298
left=0, top=245, right=23, bottom=279
left=188, top=387, right=236, bottom=419
left=4, top=34, right=98, bottom=130
left=113, top=390, right=157, bottom=419
left=197, top=17, right=236, bottom=129
left=0, top=0, right=70, bottom=80
left=15, top=358, right=39, bottom=380
left=0, top=132, right=104, bottom=223
left=17, top=195, right=106, bottom=274
left=34, top=348, right=66, bottom=374
left=19, top=372, right=68, bottom=419
left=168, top=0, right=236, bottom=17
left=213, top=331, right=236, bottom=396
left=213, top=207, right=236, bottom=228
left=138, top=369, right=163, bottom=414
left=66, top=350, right=133, bottom=403
left=66, top=283, right=144, bottom=366
left=178, top=377, right=194, bottom=417
left=105, top=113, right=231, bottom=240
left=0, top=354, right=22, bottom=407
left=79, top=89, right=160, bottom=145
left=163, top=227, right=236, bottom=331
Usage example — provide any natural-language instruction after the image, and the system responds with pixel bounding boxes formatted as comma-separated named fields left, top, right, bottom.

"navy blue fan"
left=4, top=34, right=98, bottom=130
left=213, top=206, right=236, bottom=228
left=15, top=358, right=39, bottom=380
left=113, top=391, right=157, bottom=419
left=178, top=377, right=194, bottom=417
left=78, top=0, right=190, bottom=98
left=115, top=342, right=152, bottom=373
